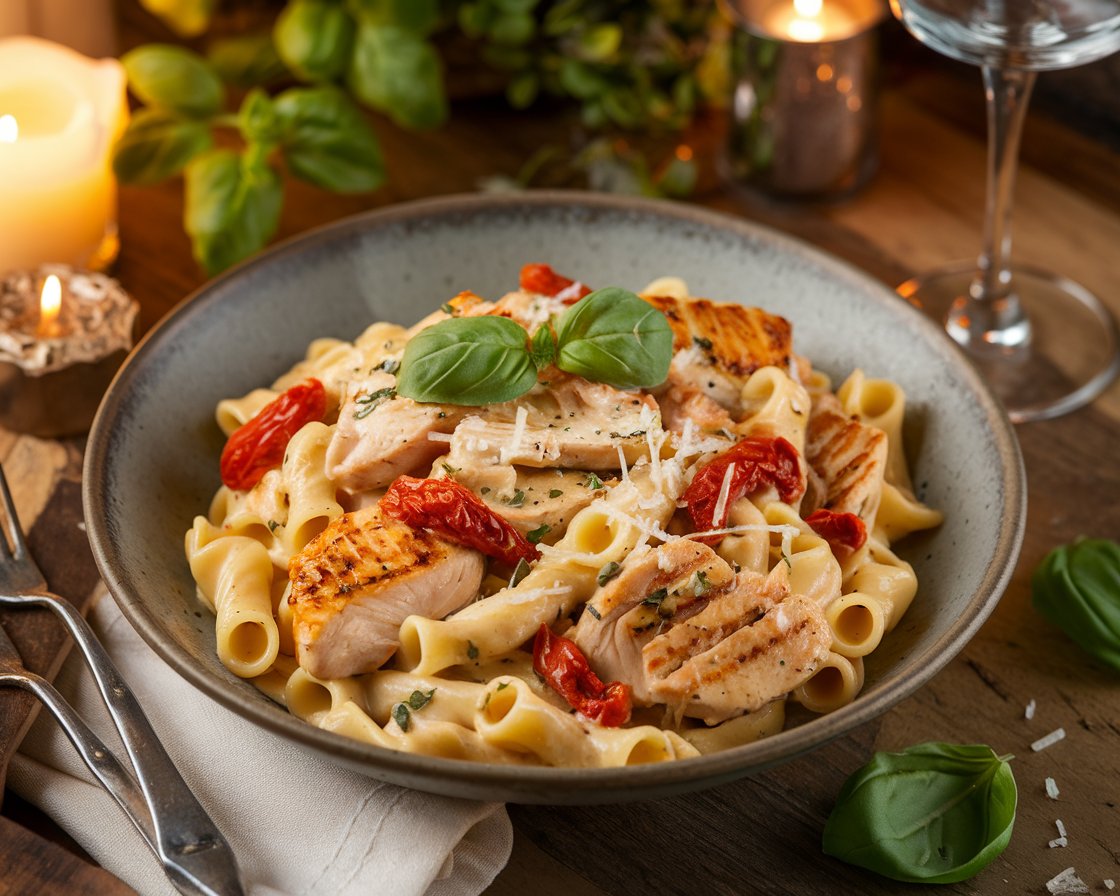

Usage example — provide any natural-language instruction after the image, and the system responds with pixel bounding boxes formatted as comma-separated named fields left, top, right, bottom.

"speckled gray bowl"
left=83, top=193, right=1025, bottom=803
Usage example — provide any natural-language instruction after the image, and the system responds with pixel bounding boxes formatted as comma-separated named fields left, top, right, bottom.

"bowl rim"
left=83, top=191, right=1026, bottom=801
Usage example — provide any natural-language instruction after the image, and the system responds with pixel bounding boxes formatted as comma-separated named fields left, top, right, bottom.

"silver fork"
left=0, top=467, right=244, bottom=896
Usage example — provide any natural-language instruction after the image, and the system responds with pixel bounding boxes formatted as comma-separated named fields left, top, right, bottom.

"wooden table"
left=2, top=7, right=1119, bottom=894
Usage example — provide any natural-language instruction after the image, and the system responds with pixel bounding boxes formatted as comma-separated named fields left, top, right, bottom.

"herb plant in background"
left=118, top=0, right=726, bottom=275
left=822, top=742, right=1016, bottom=884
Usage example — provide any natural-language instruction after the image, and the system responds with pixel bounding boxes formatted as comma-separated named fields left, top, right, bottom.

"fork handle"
left=0, top=671, right=157, bottom=849
left=14, top=594, right=244, bottom=896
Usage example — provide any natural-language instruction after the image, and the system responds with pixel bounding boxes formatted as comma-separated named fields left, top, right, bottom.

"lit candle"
left=763, top=0, right=861, bottom=42
left=0, top=37, right=128, bottom=276
left=0, top=266, right=137, bottom=437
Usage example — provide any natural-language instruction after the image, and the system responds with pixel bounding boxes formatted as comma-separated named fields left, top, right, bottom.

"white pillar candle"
left=0, top=36, right=128, bottom=276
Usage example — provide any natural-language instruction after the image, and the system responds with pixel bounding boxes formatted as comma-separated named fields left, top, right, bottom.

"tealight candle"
left=0, top=266, right=138, bottom=437
left=0, top=36, right=128, bottom=276
left=722, top=0, right=887, bottom=197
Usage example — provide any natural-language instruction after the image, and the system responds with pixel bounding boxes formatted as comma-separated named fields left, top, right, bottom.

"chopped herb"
left=779, top=659, right=786, bottom=666
left=267, top=519, right=280, bottom=533
left=337, top=583, right=352, bottom=594
left=440, top=302, right=454, bottom=314
left=526, top=523, right=551, bottom=544
left=642, top=587, right=670, bottom=616
left=597, top=561, right=622, bottom=586
left=586, top=605, right=602, bottom=621
left=353, top=387, right=396, bottom=419
left=548, top=488, right=564, bottom=499
left=584, top=473, right=604, bottom=490
left=407, top=688, right=436, bottom=711
left=441, top=462, right=459, bottom=476
left=503, top=488, right=526, bottom=507
left=376, top=358, right=400, bottom=375
left=608, top=429, right=646, bottom=439
left=466, top=640, right=479, bottom=660
left=692, top=570, right=712, bottom=596
left=496, top=681, right=509, bottom=691
left=480, top=486, right=491, bottom=496
left=693, top=335, right=714, bottom=351
left=508, top=557, right=531, bottom=587
left=392, top=702, right=411, bottom=731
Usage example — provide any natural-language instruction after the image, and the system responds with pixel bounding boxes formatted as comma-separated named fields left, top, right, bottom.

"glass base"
left=898, top=261, right=1120, bottom=423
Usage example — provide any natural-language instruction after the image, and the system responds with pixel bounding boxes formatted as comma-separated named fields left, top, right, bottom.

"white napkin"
left=8, top=592, right=512, bottom=896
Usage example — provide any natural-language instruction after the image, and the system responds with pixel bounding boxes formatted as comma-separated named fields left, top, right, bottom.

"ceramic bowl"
left=83, top=193, right=1025, bottom=803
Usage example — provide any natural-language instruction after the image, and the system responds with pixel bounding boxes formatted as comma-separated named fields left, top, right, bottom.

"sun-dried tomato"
left=220, top=379, right=326, bottom=491
left=379, top=475, right=540, bottom=566
left=519, top=263, right=591, bottom=303
left=805, top=508, right=867, bottom=558
left=532, top=624, right=632, bottom=727
left=683, top=436, right=804, bottom=543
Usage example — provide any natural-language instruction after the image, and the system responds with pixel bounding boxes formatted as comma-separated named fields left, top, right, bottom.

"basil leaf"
left=348, top=23, right=447, bottom=129
left=274, top=87, right=385, bottom=193
left=137, top=0, right=216, bottom=38
left=237, top=89, right=280, bottom=147
left=208, top=34, right=288, bottom=87
left=407, top=688, right=435, bottom=710
left=1032, top=537, right=1120, bottom=672
left=112, top=109, right=213, bottom=185
left=822, top=742, right=1016, bottom=884
left=530, top=324, right=556, bottom=371
left=184, top=149, right=283, bottom=274
left=274, top=0, right=355, bottom=83
left=554, top=288, right=673, bottom=389
left=396, top=317, right=536, bottom=405
left=122, top=45, right=224, bottom=118
left=391, top=702, right=410, bottom=731
left=348, top=0, right=440, bottom=34
left=526, top=523, right=551, bottom=544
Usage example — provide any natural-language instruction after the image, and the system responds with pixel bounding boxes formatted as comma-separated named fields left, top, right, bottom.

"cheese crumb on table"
left=1031, top=728, right=1066, bottom=752
left=1025, top=698, right=1037, bottom=719
left=1046, top=867, right=1089, bottom=895
left=1045, top=777, right=1060, bottom=800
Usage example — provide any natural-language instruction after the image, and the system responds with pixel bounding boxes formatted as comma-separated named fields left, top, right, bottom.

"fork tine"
left=0, top=465, right=29, bottom=560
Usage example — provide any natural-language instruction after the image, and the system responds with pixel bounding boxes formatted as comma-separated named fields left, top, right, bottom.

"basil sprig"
left=397, top=288, right=672, bottom=405
left=822, top=742, right=1016, bottom=884
left=1032, top=537, right=1120, bottom=672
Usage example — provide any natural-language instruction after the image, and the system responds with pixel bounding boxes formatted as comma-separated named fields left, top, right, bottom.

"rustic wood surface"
left=1, top=4, right=1118, bottom=894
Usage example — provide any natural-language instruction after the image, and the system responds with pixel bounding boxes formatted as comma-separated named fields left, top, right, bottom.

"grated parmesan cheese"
left=1032, top=728, right=1066, bottom=752
left=427, top=432, right=454, bottom=443
left=616, top=445, right=630, bottom=485
left=1104, top=880, right=1115, bottom=890
left=1045, top=867, right=1088, bottom=895
left=500, top=405, right=529, bottom=464
left=1025, top=698, right=1036, bottom=720
left=1045, top=777, right=1060, bottom=800
left=710, top=462, right=737, bottom=531
left=505, top=584, right=572, bottom=605
left=1048, top=837, right=1068, bottom=849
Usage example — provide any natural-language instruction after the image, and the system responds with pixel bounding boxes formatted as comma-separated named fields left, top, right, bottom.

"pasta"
left=185, top=268, right=942, bottom=767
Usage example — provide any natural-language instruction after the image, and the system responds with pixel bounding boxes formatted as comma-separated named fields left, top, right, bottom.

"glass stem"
left=947, top=65, right=1037, bottom=352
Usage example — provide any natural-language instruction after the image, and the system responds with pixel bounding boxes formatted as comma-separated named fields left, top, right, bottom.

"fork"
left=0, top=467, right=244, bottom=896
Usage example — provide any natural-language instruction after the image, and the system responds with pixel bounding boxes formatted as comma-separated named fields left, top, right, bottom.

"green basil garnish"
left=553, top=287, right=673, bottom=389
left=822, top=742, right=1016, bottom=884
left=396, top=316, right=539, bottom=405
left=395, top=287, right=672, bottom=405
left=526, top=523, right=551, bottom=544
left=1032, top=537, right=1120, bottom=672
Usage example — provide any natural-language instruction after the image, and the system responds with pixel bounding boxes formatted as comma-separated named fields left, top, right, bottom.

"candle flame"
left=794, top=0, right=822, bottom=15
left=789, top=0, right=825, bottom=40
left=0, top=114, right=17, bottom=143
left=39, top=275, right=62, bottom=338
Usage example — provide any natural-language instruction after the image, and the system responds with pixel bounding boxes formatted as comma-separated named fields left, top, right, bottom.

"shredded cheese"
left=710, top=462, right=737, bottom=530
left=506, top=584, right=572, bottom=605
left=1045, top=777, right=1060, bottom=800
left=500, top=405, right=529, bottom=464
left=616, top=444, right=630, bottom=485
left=1031, top=728, right=1066, bottom=752
left=427, top=432, right=454, bottom=443
left=1104, top=880, right=1115, bottom=890
left=1025, top=698, right=1036, bottom=720
left=1046, top=868, right=1088, bottom=895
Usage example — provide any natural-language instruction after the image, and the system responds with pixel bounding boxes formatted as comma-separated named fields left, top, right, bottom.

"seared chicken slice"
left=326, top=372, right=466, bottom=492
left=656, top=385, right=734, bottom=436
left=573, top=544, right=830, bottom=725
left=803, top=393, right=888, bottom=528
left=642, top=294, right=793, bottom=417
left=289, top=507, right=484, bottom=679
left=447, top=373, right=660, bottom=472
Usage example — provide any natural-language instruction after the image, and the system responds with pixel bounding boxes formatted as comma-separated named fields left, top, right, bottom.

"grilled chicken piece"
left=289, top=507, right=484, bottom=679
left=656, top=385, right=735, bottom=436
left=803, top=393, right=888, bottom=528
left=447, top=374, right=660, bottom=472
left=572, top=544, right=830, bottom=725
left=642, top=294, right=793, bottom=417
left=326, top=373, right=466, bottom=492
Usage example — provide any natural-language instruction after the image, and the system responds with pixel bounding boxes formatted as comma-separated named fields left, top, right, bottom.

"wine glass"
left=890, top=0, right=1120, bottom=422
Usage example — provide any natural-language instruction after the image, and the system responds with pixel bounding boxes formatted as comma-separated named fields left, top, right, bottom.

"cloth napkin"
left=8, top=590, right=512, bottom=896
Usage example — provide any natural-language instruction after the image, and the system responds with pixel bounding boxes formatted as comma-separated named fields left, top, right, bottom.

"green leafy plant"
left=123, top=0, right=723, bottom=273
left=396, top=287, right=672, bottom=404
left=822, top=742, right=1016, bottom=884
left=1032, top=537, right=1120, bottom=672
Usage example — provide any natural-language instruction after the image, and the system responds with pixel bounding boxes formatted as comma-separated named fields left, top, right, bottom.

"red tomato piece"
left=379, top=475, right=540, bottom=566
left=532, top=624, right=632, bottom=727
left=683, top=436, right=804, bottom=543
left=220, top=379, right=326, bottom=491
left=805, top=508, right=868, bottom=558
left=519, top=263, right=591, bottom=303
